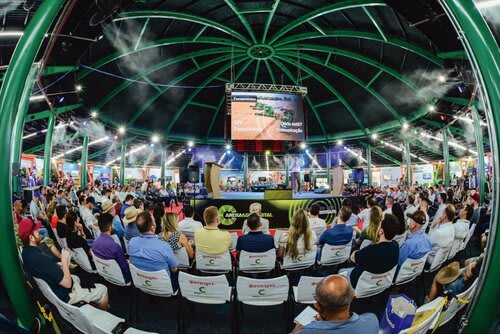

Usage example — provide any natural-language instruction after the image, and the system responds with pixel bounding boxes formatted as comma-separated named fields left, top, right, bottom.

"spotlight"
left=58, top=96, right=65, bottom=103
left=188, top=148, right=192, bottom=152
left=83, top=121, right=87, bottom=126
left=337, top=140, right=343, bottom=146
left=152, top=135, right=159, bottom=143
left=402, top=123, right=409, bottom=130
left=265, top=150, right=270, bottom=155
left=371, top=133, right=378, bottom=140
left=118, top=126, right=126, bottom=134
left=225, top=144, right=231, bottom=150
left=226, top=150, right=231, bottom=155
left=438, top=75, right=446, bottom=83
left=187, top=140, right=194, bottom=147
left=90, top=110, right=98, bottom=118
left=457, top=84, right=465, bottom=93
left=75, top=84, right=83, bottom=92
left=299, top=142, right=307, bottom=149
left=428, top=105, right=436, bottom=112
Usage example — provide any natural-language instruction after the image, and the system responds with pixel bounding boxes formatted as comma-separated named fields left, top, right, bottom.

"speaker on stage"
left=353, top=168, right=364, bottom=184
left=188, top=165, right=199, bottom=183
left=304, top=173, right=310, bottom=183
left=179, top=167, right=189, bottom=183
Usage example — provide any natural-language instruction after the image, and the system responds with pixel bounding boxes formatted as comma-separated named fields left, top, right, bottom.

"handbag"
left=379, top=294, right=417, bottom=334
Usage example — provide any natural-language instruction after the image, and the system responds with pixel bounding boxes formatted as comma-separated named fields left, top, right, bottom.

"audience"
left=308, top=204, right=327, bottom=239
left=236, top=213, right=274, bottom=253
left=152, top=203, right=165, bottom=234
left=123, top=206, right=141, bottom=241
left=101, top=200, right=125, bottom=240
left=319, top=207, right=353, bottom=247
left=358, top=196, right=377, bottom=229
left=431, top=193, right=448, bottom=226
left=178, top=205, right=203, bottom=240
left=55, top=205, right=68, bottom=240
left=160, top=212, right=194, bottom=259
left=80, top=196, right=98, bottom=235
left=278, top=210, right=316, bottom=259
left=194, top=206, right=232, bottom=255
left=65, top=211, right=95, bottom=269
left=291, top=275, right=378, bottom=333
left=403, top=195, right=418, bottom=219
left=92, top=213, right=131, bottom=282
left=242, top=202, right=270, bottom=234
left=120, top=194, right=135, bottom=218
left=468, top=193, right=481, bottom=226
left=358, top=206, right=382, bottom=245
left=391, top=202, right=407, bottom=235
left=382, top=196, right=394, bottom=216
left=398, top=210, right=432, bottom=266
left=427, top=204, right=455, bottom=266
left=333, top=198, right=359, bottom=230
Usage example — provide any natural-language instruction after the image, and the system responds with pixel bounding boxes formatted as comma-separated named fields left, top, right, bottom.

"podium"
left=204, top=162, right=223, bottom=199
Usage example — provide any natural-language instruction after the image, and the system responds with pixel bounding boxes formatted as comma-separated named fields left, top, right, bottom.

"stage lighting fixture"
left=438, top=75, right=446, bottom=83
left=226, top=150, right=231, bottom=155
left=58, top=96, right=65, bottom=103
left=343, top=146, right=347, bottom=150
left=90, top=110, right=98, bottom=118
left=305, top=149, right=309, bottom=154
left=118, top=126, right=126, bottom=134
left=114, top=135, right=118, bottom=139
left=299, top=142, right=307, bottom=149
left=371, top=133, right=378, bottom=140
left=428, top=105, right=436, bottom=112
left=457, top=84, right=465, bottom=93
left=152, top=135, right=159, bottom=143
left=188, top=140, right=194, bottom=147
left=75, top=84, right=83, bottom=92
left=265, top=150, right=270, bottom=155
left=29, top=95, right=45, bottom=102
left=188, top=148, right=192, bottom=152
left=225, top=144, right=231, bottom=150
left=402, top=123, right=409, bottom=130
left=337, top=140, right=343, bottom=146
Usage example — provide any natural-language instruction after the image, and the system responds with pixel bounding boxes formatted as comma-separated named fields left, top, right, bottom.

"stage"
left=219, top=190, right=334, bottom=200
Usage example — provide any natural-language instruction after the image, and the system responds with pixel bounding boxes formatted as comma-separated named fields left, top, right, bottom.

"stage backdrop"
left=191, top=197, right=350, bottom=230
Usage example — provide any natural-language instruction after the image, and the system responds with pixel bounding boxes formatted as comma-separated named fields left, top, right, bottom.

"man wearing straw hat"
left=123, top=206, right=141, bottom=241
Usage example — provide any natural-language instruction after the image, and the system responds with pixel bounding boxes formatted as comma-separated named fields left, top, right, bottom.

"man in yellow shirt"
left=194, top=206, right=232, bottom=255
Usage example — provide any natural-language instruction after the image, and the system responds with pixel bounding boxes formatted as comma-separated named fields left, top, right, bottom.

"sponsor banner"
left=191, top=196, right=349, bottom=229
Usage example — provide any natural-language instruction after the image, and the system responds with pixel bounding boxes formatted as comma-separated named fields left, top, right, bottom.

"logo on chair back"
left=297, top=255, right=304, bottom=261
left=144, top=280, right=152, bottom=287
left=199, top=287, right=207, bottom=294
left=255, top=258, right=262, bottom=265
left=258, top=289, right=266, bottom=296
left=376, top=280, right=382, bottom=286
left=208, top=259, right=216, bottom=265
left=334, top=250, right=341, bottom=256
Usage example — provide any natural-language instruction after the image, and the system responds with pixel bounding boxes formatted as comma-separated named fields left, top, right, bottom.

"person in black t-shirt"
left=65, top=211, right=96, bottom=270
left=348, top=214, right=400, bottom=288
left=55, top=204, right=68, bottom=240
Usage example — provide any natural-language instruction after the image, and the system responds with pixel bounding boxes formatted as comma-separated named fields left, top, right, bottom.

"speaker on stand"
left=188, top=165, right=200, bottom=212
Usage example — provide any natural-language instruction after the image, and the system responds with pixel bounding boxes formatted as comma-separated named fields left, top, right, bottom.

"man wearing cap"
left=123, top=206, right=141, bottom=241
left=101, top=200, right=124, bottom=239
left=399, top=210, right=432, bottom=266
left=468, top=192, right=481, bottom=226
left=20, top=219, right=109, bottom=310
left=427, top=204, right=455, bottom=266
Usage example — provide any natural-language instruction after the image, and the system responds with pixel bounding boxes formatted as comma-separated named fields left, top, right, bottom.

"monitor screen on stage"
left=230, top=91, right=305, bottom=141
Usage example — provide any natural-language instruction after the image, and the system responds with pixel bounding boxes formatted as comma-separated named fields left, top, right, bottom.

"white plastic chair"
left=129, top=264, right=176, bottom=297
left=399, top=297, right=446, bottom=334
left=394, top=254, right=428, bottom=285
left=229, top=232, right=238, bottom=251
left=359, top=239, right=372, bottom=249
left=355, top=266, right=397, bottom=298
left=175, top=247, right=191, bottom=270
left=274, top=229, right=287, bottom=248
left=293, top=276, right=323, bottom=304
left=95, top=325, right=159, bottom=334
left=239, top=249, right=276, bottom=273
left=111, top=234, right=123, bottom=248
left=426, top=247, right=451, bottom=273
left=71, top=247, right=96, bottom=273
left=460, top=224, right=476, bottom=251
left=393, top=231, right=408, bottom=247
left=311, top=226, right=326, bottom=241
left=52, top=228, right=67, bottom=249
left=93, top=255, right=130, bottom=287
left=195, top=250, right=232, bottom=274
left=448, top=237, right=463, bottom=260
left=89, top=224, right=101, bottom=238
left=282, top=247, right=317, bottom=271
left=318, top=242, right=352, bottom=266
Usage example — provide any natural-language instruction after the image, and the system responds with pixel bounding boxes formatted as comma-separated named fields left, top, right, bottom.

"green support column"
left=443, top=129, right=450, bottom=187
left=0, top=0, right=64, bottom=327
left=404, top=141, right=411, bottom=185
left=120, top=142, right=126, bottom=186
left=285, top=154, right=290, bottom=187
left=326, top=152, right=332, bottom=188
left=367, top=146, right=372, bottom=186
left=440, top=1, right=499, bottom=333
left=12, top=66, right=39, bottom=194
left=80, top=134, right=89, bottom=189
left=471, top=107, right=485, bottom=203
left=243, top=152, right=248, bottom=189
left=160, top=148, right=166, bottom=185
left=43, top=113, right=55, bottom=186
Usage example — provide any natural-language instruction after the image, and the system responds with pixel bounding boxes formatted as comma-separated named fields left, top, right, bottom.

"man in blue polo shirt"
left=319, top=207, right=354, bottom=246
left=128, top=211, right=179, bottom=288
left=399, top=210, right=432, bottom=266
left=236, top=213, right=274, bottom=253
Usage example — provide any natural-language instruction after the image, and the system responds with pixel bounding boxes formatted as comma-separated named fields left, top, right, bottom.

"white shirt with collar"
left=178, top=217, right=203, bottom=234
left=383, top=207, right=393, bottom=217
left=404, top=205, right=418, bottom=221
left=427, top=221, right=455, bottom=265
left=289, top=159, right=302, bottom=173
left=80, top=206, right=96, bottom=230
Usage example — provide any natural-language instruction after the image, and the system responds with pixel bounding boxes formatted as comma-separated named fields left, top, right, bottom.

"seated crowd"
left=12, top=180, right=490, bottom=333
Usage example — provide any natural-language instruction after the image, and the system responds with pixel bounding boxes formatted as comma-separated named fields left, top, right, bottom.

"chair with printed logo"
left=178, top=271, right=233, bottom=334
left=70, top=247, right=96, bottom=274
left=426, top=247, right=451, bottom=273
left=175, top=247, right=192, bottom=271
left=229, top=232, right=238, bottom=251
left=395, top=254, right=429, bottom=286
left=355, top=266, right=398, bottom=299
left=292, top=276, right=322, bottom=305
left=273, top=229, right=287, bottom=249
left=393, top=231, right=408, bottom=247
left=52, top=228, right=67, bottom=250
left=238, top=249, right=277, bottom=275
left=281, top=247, right=317, bottom=272
left=235, top=275, right=290, bottom=333
left=317, top=241, right=352, bottom=267
left=195, top=250, right=232, bottom=275
left=129, top=264, right=180, bottom=328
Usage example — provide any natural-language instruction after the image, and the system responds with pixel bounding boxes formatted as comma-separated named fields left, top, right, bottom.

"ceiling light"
left=438, top=75, right=446, bottom=83
left=226, top=150, right=232, bottom=155
left=225, top=144, right=231, bottom=150
left=337, top=140, right=343, bottom=146
left=90, top=110, right=98, bottom=118
left=29, top=95, right=45, bottom=102
left=299, top=142, right=307, bottom=149
left=0, top=31, right=23, bottom=37
left=187, top=140, right=194, bottom=147
left=75, top=84, right=83, bottom=92
left=118, top=126, right=126, bottom=134
left=402, top=123, right=409, bottom=130
left=428, top=105, right=436, bottom=112
left=152, top=135, right=159, bottom=143
left=371, top=133, right=378, bottom=140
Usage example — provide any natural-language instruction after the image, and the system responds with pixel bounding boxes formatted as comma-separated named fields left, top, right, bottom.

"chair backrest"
left=52, top=228, right=67, bottom=249
left=273, top=229, right=286, bottom=248
left=282, top=247, right=317, bottom=271
left=33, top=278, right=94, bottom=334
left=111, top=234, right=122, bottom=248
left=460, top=224, right=476, bottom=251
left=178, top=271, right=231, bottom=304
left=175, top=247, right=190, bottom=269
left=395, top=254, right=428, bottom=285
left=399, top=297, right=445, bottom=334
left=393, top=231, right=408, bottom=247
left=182, top=230, right=195, bottom=241
left=94, top=255, right=129, bottom=286
left=311, top=226, right=326, bottom=240
left=129, top=264, right=175, bottom=297
left=360, top=239, right=372, bottom=249
left=71, top=247, right=95, bottom=273
left=89, top=224, right=101, bottom=238
left=448, top=238, right=462, bottom=260
left=123, top=238, right=130, bottom=253
left=236, top=275, right=289, bottom=306
left=355, top=266, right=397, bottom=298
left=229, top=232, right=238, bottom=251
left=195, top=250, right=232, bottom=273
left=438, top=278, right=479, bottom=328
left=294, top=276, right=322, bottom=304
left=428, top=247, right=450, bottom=272
left=239, top=249, right=276, bottom=273
left=319, top=242, right=352, bottom=266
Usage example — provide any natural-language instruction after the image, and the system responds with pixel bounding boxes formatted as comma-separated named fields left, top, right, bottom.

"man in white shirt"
left=308, top=203, right=326, bottom=239
left=178, top=205, right=203, bottom=240
left=431, top=193, right=448, bottom=227
left=289, top=155, right=303, bottom=194
left=383, top=196, right=394, bottom=217
left=427, top=204, right=455, bottom=265
left=358, top=196, right=377, bottom=230
left=242, top=202, right=270, bottom=234
left=80, top=196, right=98, bottom=236
left=404, top=195, right=418, bottom=221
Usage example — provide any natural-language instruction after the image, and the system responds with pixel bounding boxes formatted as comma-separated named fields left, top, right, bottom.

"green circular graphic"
left=258, top=289, right=267, bottom=296
left=247, top=44, right=276, bottom=60
left=199, top=287, right=207, bottom=293
left=218, top=205, right=237, bottom=225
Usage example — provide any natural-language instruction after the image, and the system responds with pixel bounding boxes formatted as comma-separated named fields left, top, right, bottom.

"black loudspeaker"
left=304, top=174, right=310, bottom=183
left=12, top=162, right=20, bottom=176
left=179, top=167, right=189, bottom=183
left=188, top=165, right=199, bottom=183
left=353, top=168, right=364, bottom=184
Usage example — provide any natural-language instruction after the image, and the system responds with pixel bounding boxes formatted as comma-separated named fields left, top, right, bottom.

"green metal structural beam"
left=438, top=50, right=467, bottom=59
left=443, top=129, right=450, bottom=186
left=24, top=103, right=82, bottom=122
left=190, top=101, right=218, bottom=111
left=268, top=0, right=385, bottom=45
left=360, top=142, right=401, bottom=165
left=164, top=57, right=251, bottom=136
left=80, top=134, right=89, bottom=189
left=366, top=147, right=372, bottom=185
left=307, top=20, right=326, bottom=36
left=442, top=95, right=478, bottom=107
left=404, top=141, right=411, bottom=184
left=253, top=60, right=261, bottom=83
left=262, top=0, right=281, bottom=43
left=77, top=37, right=246, bottom=80
left=43, top=113, right=55, bottom=186
left=421, top=119, right=490, bottom=145
left=471, top=107, right=485, bottom=203
left=362, top=6, right=387, bottom=41
left=315, top=99, right=340, bottom=108
left=274, top=30, right=443, bottom=66
left=264, top=59, right=276, bottom=84
left=224, top=0, right=258, bottom=44
left=116, top=11, right=251, bottom=46
left=240, top=8, right=272, bottom=14
left=275, top=55, right=367, bottom=133
left=42, top=65, right=77, bottom=76
left=278, top=52, right=402, bottom=122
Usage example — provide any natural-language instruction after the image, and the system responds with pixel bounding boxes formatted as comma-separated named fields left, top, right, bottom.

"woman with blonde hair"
left=160, top=212, right=194, bottom=259
left=359, top=206, right=382, bottom=244
left=278, top=209, right=316, bottom=259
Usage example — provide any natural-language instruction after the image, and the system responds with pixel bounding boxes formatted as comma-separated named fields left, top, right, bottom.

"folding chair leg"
left=128, top=286, right=134, bottom=322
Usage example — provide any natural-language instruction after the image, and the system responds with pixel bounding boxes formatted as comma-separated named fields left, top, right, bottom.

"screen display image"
left=231, top=91, right=305, bottom=141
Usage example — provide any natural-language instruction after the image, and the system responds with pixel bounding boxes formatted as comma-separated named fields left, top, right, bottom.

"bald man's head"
left=315, top=275, right=354, bottom=314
